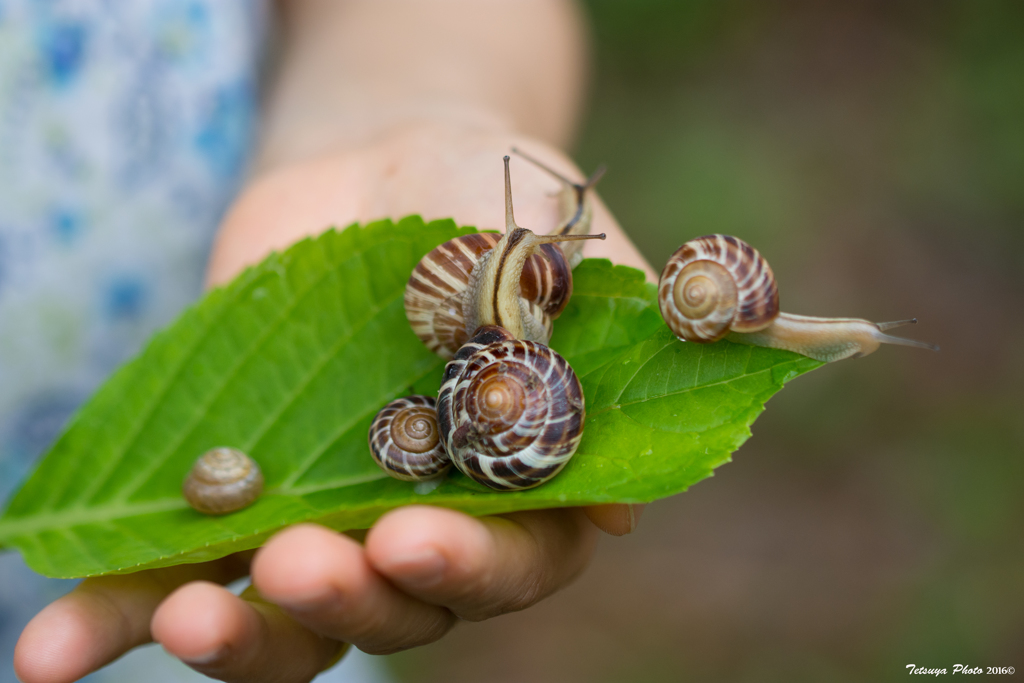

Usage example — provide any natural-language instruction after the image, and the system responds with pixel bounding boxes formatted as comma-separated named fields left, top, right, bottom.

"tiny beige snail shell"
left=405, top=156, right=605, bottom=359
left=368, top=395, right=450, bottom=482
left=436, top=325, right=585, bottom=491
left=658, top=234, right=939, bottom=362
left=182, top=447, right=264, bottom=515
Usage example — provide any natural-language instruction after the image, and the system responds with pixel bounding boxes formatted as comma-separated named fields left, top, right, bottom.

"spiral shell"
left=183, top=447, right=264, bottom=515
left=405, top=233, right=570, bottom=359
left=368, top=395, right=450, bottom=481
left=658, top=234, right=780, bottom=342
left=436, top=326, right=585, bottom=491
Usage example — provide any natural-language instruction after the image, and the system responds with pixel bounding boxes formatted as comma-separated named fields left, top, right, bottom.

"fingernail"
left=279, top=587, right=342, bottom=614
left=387, top=547, right=446, bottom=588
left=627, top=504, right=645, bottom=533
left=179, top=645, right=227, bottom=667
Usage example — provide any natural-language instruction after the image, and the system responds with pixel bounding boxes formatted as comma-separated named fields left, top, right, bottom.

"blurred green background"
left=387, top=1, right=1024, bottom=681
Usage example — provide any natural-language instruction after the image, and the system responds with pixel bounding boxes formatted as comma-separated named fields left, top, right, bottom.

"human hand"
left=14, top=123, right=647, bottom=683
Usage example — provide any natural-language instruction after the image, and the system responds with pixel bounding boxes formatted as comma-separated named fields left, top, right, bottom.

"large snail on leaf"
left=658, top=234, right=938, bottom=362
left=436, top=325, right=585, bottom=491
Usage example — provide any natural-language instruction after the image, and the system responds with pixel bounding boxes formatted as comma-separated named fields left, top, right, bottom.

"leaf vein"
left=110, top=247, right=365, bottom=504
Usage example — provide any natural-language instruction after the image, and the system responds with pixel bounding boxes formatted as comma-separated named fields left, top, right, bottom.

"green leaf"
left=0, top=218, right=821, bottom=578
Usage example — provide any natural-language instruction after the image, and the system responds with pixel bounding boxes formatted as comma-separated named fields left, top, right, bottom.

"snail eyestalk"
left=503, top=155, right=516, bottom=234
left=876, top=318, right=917, bottom=331
left=511, top=146, right=607, bottom=194
left=473, top=163, right=606, bottom=340
left=509, top=148, right=606, bottom=265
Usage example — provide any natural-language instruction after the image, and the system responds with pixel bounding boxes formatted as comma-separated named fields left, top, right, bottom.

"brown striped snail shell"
left=658, top=234, right=939, bottom=362
left=183, top=447, right=264, bottom=515
left=658, top=234, right=780, bottom=343
left=405, top=233, right=564, bottom=358
left=368, top=395, right=450, bottom=481
left=436, top=325, right=585, bottom=491
left=405, top=156, right=605, bottom=360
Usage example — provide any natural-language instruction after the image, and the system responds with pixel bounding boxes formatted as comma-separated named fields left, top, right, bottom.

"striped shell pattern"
left=436, top=326, right=585, bottom=491
left=658, top=234, right=780, bottom=342
left=405, top=233, right=571, bottom=359
left=368, top=395, right=450, bottom=481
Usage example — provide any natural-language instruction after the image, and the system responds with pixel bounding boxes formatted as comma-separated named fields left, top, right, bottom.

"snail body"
left=183, top=447, right=263, bottom=515
left=658, top=234, right=938, bottom=362
left=368, top=395, right=449, bottom=481
left=725, top=313, right=934, bottom=363
left=436, top=325, right=585, bottom=491
left=406, top=156, right=604, bottom=359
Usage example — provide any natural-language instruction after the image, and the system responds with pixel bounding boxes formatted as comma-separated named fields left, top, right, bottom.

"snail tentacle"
left=510, top=146, right=606, bottom=268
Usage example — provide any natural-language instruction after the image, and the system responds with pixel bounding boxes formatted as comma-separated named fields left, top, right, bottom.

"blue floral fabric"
left=0, top=0, right=265, bottom=498
left=0, top=2, right=389, bottom=681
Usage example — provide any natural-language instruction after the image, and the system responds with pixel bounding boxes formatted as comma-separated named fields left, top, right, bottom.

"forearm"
left=256, top=0, right=589, bottom=170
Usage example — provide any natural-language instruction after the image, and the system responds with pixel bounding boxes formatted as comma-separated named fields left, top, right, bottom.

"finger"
left=365, top=505, right=597, bottom=621
left=14, top=558, right=246, bottom=683
left=251, top=524, right=456, bottom=654
left=583, top=503, right=645, bottom=536
left=151, top=581, right=343, bottom=683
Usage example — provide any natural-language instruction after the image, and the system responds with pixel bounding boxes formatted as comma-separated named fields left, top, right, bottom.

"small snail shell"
left=405, top=156, right=605, bottom=359
left=436, top=325, right=585, bottom=491
left=368, top=395, right=450, bottom=481
left=659, top=234, right=939, bottom=362
left=658, top=234, right=779, bottom=342
left=183, top=447, right=263, bottom=515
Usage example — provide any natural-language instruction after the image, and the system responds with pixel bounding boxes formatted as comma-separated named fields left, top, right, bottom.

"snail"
left=368, top=395, right=450, bottom=481
left=658, top=234, right=939, bottom=362
left=436, top=325, right=585, bottom=491
left=182, top=447, right=264, bottom=514
left=405, top=155, right=605, bottom=359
